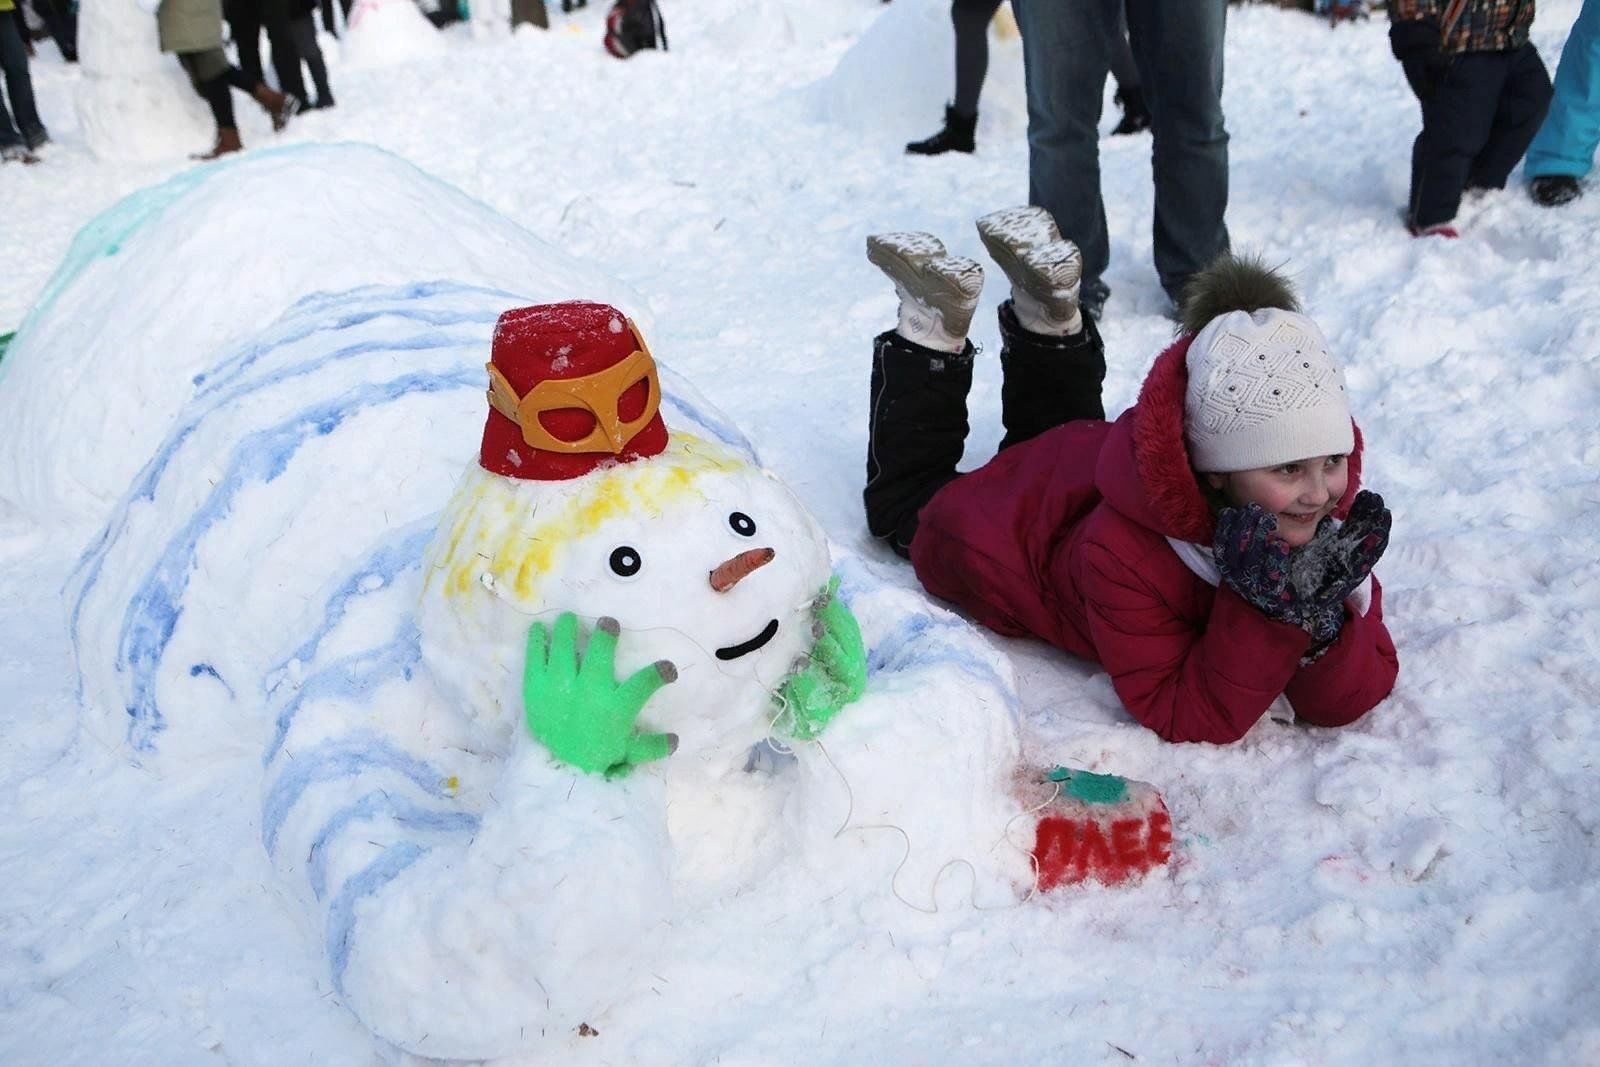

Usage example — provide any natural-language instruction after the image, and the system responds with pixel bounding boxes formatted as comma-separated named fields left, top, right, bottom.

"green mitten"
left=776, top=576, right=868, bottom=741
left=523, top=612, right=678, bottom=777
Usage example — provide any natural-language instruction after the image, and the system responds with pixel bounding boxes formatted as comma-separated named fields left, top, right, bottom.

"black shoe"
left=312, top=95, right=336, bottom=110
left=1530, top=175, right=1582, bottom=207
left=23, top=128, right=50, bottom=152
left=1109, top=87, right=1151, bottom=136
left=906, top=105, right=976, bottom=156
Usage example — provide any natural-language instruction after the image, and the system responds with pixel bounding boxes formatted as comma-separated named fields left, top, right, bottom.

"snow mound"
left=40, top=149, right=1034, bottom=1058
left=0, top=143, right=628, bottom=526
left=808, top=0, right=1026, bottom=144
left=342, top=0, right=450, bottom=68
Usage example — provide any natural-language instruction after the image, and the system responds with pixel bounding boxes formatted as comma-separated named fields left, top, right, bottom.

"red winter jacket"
left=908, top=333, right=1399, bottom=744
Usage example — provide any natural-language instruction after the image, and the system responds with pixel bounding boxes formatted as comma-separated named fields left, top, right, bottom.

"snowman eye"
left=608, top=546, right=642, bottom=578
left=729, top=512, right=757, bottom=537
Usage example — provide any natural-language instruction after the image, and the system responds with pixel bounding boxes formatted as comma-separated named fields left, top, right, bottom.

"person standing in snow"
left=1523, top=0, right=1599, bottom=205
left=862, top=207, right=1397, bottom=745
left=906, top=0, right=1148, bottom=157
left=1389, top=0, right=1552, bottom=236
left=1009, top=0, right=1228, bottom=319
left=288, top=0, right=334, bottom=109
left=0, top=0, right=49, bottom=163
left=224, top=0, right=310, bottom=112
left=154, top=0, right=299, bottom=158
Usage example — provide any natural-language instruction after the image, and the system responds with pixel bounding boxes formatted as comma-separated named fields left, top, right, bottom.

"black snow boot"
left=906, top=105, right=977, bottom=156
left=864, top=331, right=973, bottom=557
left=1109, top=86, right=1152, bottom=136
left=1530, top=175, right=1582, bottom=207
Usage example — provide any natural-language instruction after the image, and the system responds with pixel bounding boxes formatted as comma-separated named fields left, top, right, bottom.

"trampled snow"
left=2, top=0, right=1599, bottom=1063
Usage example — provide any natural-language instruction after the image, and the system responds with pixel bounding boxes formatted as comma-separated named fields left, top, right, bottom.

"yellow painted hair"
left=423, top=433, right=747, bottom=605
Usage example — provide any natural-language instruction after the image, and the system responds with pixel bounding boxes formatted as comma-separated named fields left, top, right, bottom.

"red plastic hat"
left=480, top=301, right=669, bottom=480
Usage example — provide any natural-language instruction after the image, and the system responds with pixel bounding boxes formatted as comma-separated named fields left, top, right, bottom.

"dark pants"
left=864, top=303, right=1107, bottom=557
left=319, top=0, right=351, bottom=35
left=290, top=14, right=331, bottom=103
left=32, top=0, right=76, bottom=62
left=0, top=10, right=44, bottom=150
left=1408, top=44, right=1553, bottom=228
left=955, top=0, right=1134, bottom=117
left=227, top=0, right=309, bottom=105
left=180, top=49, right=254, bottom=130
left=951, top=0, right=1003, bottom=116
left=1012, top=0, right=1229, bottom=307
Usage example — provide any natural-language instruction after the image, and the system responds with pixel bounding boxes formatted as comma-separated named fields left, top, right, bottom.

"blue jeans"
left=0, top=10, right=46, bottom=150
left=1012, top=0, right=1230, bottom=306
left=1525, top=0, right=1600, bottom=179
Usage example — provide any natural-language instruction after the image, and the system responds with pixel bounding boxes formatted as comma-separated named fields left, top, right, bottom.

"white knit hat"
left=1184, top=308, right=1353, bottom=473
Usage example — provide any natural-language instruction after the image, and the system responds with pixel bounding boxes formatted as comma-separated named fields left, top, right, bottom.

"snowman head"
left=418, top=304, right=831, bottom=766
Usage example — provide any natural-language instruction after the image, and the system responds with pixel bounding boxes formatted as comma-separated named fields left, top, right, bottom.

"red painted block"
left=1028, top=768, right=1173, bottom=891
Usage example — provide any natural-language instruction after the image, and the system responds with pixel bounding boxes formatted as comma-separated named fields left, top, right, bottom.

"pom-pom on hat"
left=480, top=301, right=669, bottom=480
left=1179, top=257, right=1353, bottom=473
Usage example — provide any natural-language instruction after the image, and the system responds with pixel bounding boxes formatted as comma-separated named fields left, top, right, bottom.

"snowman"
left=416, top=300, right=864, bottom=785
left=270, top=302, right=1047, bottom=1060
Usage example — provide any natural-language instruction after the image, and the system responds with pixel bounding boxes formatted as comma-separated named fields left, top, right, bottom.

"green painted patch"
left=1046, top=766, right=1128, bottom=805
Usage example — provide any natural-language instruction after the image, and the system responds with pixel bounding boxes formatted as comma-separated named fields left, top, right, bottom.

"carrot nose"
left=709, top=547, right=775, bottom=592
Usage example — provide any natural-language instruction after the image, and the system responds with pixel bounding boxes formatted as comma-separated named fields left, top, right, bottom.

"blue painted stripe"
left=195, top=281, right=513, bottom=392
left=108, top=368, right=478, bottom=751
left=265, top=523, right=434, bottom=692
left=326, top=841, right=428, bottom=995
left=309, top=792, right=479, bottom=901
left=67, top=298, right=484, bottom=643
left=866, top=612, right=1011, bottom=699
left=261, top=732, right=455, bottom=854
left=263, top=621, right=423, bottom=765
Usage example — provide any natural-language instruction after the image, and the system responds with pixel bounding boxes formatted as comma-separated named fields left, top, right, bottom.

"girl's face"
left=1207, top=455, right=1350, bottom=548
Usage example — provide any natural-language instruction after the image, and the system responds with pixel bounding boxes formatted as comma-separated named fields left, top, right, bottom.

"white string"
left=769, top=683, right=1061, bottom=912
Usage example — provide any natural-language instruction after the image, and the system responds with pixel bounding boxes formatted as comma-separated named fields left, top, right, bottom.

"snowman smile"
left=715, top=619, right=780, bottom=660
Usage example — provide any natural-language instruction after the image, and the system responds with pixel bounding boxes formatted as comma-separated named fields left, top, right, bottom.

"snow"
left=3, top=0, right=1600, bottom=1063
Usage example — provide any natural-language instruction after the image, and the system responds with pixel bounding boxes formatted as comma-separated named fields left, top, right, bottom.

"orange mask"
left=486, top=320, right=662, bottom=455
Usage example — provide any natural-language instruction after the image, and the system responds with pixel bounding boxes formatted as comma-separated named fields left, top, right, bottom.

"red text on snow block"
left=1028, top=768, right=1174, bottom=890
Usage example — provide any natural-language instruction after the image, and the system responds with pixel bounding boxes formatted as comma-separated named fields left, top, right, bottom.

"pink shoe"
left=1409, top=222, right=1460, bottom=239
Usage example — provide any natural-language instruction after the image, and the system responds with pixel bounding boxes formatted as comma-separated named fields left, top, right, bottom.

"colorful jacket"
left=1389, top=0, right=1535, bottom=54
left=908, top=333, right=1399, bottom=745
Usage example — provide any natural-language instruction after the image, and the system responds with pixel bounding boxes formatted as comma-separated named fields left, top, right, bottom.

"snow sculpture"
left=341, top=0, right=448, bottom=69
left=75, top=0, right=211, bottom=159
left=7, top=145, right=1035, bottom=1060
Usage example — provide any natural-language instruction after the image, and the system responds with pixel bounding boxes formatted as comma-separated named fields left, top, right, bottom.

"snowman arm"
left=775, top=577, right=867, bottom=741
left=524, top=612, right=678, bottom=776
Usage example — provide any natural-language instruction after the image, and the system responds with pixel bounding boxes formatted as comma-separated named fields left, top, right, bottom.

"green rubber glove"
left=523, top=612, right=678, bottom=778
left=776, top=576, right=868, bottom=741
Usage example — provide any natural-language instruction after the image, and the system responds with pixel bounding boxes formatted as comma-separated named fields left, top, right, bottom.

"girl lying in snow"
left=862, top=209, right=1399, bottom=744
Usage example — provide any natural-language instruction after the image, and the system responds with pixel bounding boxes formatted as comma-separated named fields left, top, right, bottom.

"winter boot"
left=252, top=83, right=300, bottom=132
left=1530, top=175, right=1582, bottom=207
left=864, top=331, right=974, bottom=557
left=975, top=206, right=1084, bottom=335
left=0, top=144, right=41, bottom=165
left=905, top=104, right=977, bottom=156
left=192, top=127, right=244, bottom=160
left=866, top=231, right=984, bottom=351
left=1109, top=86, right=1151, bottom=136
